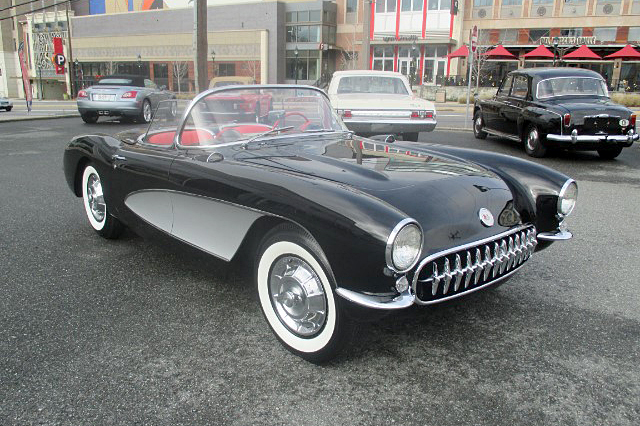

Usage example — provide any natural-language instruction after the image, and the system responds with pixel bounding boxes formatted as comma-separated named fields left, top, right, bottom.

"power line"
left=0, top=0, right=85, bottom=22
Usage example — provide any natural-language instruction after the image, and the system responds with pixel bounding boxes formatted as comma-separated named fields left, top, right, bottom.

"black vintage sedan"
left=473, top=68, right=637, bottom=158
left=64, top=85, right=577, bottom=362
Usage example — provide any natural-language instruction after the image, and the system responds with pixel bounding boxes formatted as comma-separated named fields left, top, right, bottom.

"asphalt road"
left=1, top=118, right=639, bottom=425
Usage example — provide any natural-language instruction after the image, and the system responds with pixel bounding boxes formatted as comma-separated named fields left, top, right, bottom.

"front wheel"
left=81, top=165, right=124, bottom=239
left=256, top=224, right=352, bottom=363
left=597, top=146, right=623, bottom=160
left=523, top=124, right=547, bottom=158
left=402, top=132, right=419, bottom=141
left=5, top=106, right=12, bottom=112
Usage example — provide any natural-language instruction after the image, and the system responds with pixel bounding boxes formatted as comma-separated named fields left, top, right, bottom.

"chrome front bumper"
left=547, top=129, right=638, bottom=144
left=343, top=118, right=437, bottom=135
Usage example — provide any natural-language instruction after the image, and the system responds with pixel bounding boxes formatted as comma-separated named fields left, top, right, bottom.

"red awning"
left=562, top=45, right=602, bottom=60
left=448, top=45, right=469, bottom=58
left=604, top=44, right=640, bottom=60
left=484, top=45, right=517, bottom=59
left=522, top=45, right=554, bottom=59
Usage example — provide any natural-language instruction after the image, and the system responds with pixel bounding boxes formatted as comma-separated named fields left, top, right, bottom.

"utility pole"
left=362, top=0, right=372, bottom=70
left=193, top=0, right=208, bottom=93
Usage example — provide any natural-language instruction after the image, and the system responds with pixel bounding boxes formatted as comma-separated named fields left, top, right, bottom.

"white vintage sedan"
left=327, top=70, right=436, bottom=141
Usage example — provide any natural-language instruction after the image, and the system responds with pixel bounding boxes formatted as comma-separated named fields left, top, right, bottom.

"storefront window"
left=474, top=0, right=492, bottom=6
left=376, top=0, right=397, bottom=13
left=287, top=25, right=322, bottom=43
left=528, top=29, right=549, bottom=44
left=561, top=28, right=583, bottom=37
left=594, top=27, right=617, bottom=42
left=402, top=0, right=424, bottom=11
left=502, top=0, right=522, bottom=4
left=628, top=27, right=640, bottom=43
left=286, top=50, right=320, bottom=81
left=423, top=45, right=448, bottom=85
left=498, top=29, right=519, bottom=43
left=372, top=46, right=394, bottom=71
left=429, top=0, right=451, bottom=9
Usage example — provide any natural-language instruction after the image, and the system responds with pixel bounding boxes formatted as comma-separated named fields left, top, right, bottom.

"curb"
left=0, top=114, right=79, bottom=123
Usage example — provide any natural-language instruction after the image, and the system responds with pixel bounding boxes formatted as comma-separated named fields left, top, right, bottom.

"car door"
left=144, top=79, right=161, bottom=109
left=500, top=75, right=529, bottom=137
left=110, top=140, right=181, bottom=232
left=484, top=75, right=513, bottom=131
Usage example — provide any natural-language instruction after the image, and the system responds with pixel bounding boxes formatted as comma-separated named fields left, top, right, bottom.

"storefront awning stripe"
left=447, top=45, right=469, bottom=58
left=483, top=45, right=517, bottom=59
left=604, top=44, right=640, bottom=60
left=522, top=45, right=554, bottom=59
left=562, top=45, right=602, bottom=60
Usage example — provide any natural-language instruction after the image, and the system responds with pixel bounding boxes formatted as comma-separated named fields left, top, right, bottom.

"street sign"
left=471, top=25, right=478, bottom=52
left=53, top=54, right=66, bottom=67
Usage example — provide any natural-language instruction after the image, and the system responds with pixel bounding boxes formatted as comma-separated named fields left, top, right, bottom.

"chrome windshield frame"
left=173, top=84, right=345, bottom=148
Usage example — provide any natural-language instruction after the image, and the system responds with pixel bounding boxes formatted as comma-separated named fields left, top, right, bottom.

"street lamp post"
left=137, top=54, right=142, bottom=75
left=411, top=41, right=418, bottom=89
left=73, top=59, right=79, bottom=97
left=211, top=49, right=216, bottom=79
left=553, top=37, right=559, bottom=67
left=294, top=46, right=299, bottom=85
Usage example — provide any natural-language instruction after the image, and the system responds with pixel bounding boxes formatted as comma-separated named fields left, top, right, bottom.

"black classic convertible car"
left=473, top=68, right=637, bottom=158
left=64, top=85, right=578, bottom=362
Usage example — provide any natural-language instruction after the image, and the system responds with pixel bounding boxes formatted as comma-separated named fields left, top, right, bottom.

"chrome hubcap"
left=143, top=103, right=151, bottom=122
left=475, top=116, right=482, bottom=133
left=527, top=129, right=538, bottom=151
left=269, top=256, right=327, bottom=337
left=86, top=173, right=105, bottom=222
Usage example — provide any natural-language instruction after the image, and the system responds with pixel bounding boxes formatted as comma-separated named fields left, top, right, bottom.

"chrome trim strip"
left=411, top=225, right=533, bottom=291
left=336, top=287, right=415, bottom=310
left=414, top=263, right=525, bottom=306
left=483, top=128, right=521, bottom=142
left=537, top=229, right=573, bottom=241
left=385, top=218, right=424, bottom=274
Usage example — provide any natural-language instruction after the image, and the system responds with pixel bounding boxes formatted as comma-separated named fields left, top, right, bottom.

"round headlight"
left=389, top=222, right=422, bottom=272
left=558, top=180, right=578, bottom=216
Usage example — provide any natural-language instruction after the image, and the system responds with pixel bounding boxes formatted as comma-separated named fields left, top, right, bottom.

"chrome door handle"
left=112, top=154, right=126, bottom=161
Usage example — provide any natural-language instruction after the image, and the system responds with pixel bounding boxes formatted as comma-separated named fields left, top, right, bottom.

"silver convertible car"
left=76, top=74, right=175, bottom=124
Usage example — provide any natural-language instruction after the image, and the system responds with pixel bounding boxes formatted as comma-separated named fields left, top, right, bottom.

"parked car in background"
left=209, top=76, right=256, bottom=88
left=473, top=68, right=638, bottom=159
left=327, top=70, right=436, bottom=141
left=1, top=96, right=13, bottom=111
left=64, top=85, right=577, bottom=363
left=76, top=74, right=175, bottom=124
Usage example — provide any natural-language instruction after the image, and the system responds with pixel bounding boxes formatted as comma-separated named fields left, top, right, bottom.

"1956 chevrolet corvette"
left=64, top=85, right=577, bottom=362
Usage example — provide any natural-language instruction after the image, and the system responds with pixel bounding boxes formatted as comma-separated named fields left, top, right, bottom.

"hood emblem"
left=479, top=208, right=494, bottom=227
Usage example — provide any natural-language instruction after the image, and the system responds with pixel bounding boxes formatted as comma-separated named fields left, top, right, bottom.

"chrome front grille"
left=413, top=225, right=537, bottom=305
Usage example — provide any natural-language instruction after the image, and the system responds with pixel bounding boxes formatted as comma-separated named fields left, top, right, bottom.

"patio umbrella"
left=483, top=45, right=517, bottom=59
left=448, top=45, right=469, bottom=58
left=562, top=45, right=602, bottom=60
left=522, top=45, right=554, bottom=59
left=604, top=44, right=640, bottom=60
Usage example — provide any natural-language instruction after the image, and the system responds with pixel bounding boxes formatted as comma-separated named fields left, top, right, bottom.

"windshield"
left=336, top=76, right=409, bottom=95
left=143, top=99, right=190, bottom=145
left=536, top=77, right=609, bottom=99
left=166, top=87, right=346, bottom=147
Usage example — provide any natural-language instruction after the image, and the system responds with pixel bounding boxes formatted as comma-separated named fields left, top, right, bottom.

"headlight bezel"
left=385, top=218, right=423, bottom=273
left=557, top=179, right=578, bottom=217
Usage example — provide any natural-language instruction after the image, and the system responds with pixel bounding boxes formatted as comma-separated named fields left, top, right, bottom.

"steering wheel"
left=273, top=111, right=311, bottom=131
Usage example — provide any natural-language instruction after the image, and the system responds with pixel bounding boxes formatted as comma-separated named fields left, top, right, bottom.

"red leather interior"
left=146, top=130, right=214, bottom=146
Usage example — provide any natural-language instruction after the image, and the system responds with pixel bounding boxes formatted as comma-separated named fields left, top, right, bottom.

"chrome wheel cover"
left=86, top=173, right=105, bottom=222
left=527, top=128, right=538, bottom=151
left=143, top=102, right=152, bottom=122
left=269, top=255, right=327, bottom=337
left=474, top=116, right=482, bottom=134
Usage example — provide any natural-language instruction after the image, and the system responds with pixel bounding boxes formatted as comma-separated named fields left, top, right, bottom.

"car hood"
left=545, top=97, right=632, bottom=124
left=235, top=135, right=518, bottom=250
left=330, top=93, right=435, bottom=111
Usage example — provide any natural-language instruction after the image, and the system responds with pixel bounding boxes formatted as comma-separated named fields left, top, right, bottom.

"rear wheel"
left=256, top=224, right=352, bottom=363
left=473, top=110, right=487, bottom=139
left=6, top=106, right=12, bottom=112
left=81, top=165, right=124, bottom=239
left=523, top=124, right=547, bottom=158
left=597, top=146, right=623, bottom=160
left=81, top=113, right=98, bottom=124
left=402, top=132, right=419, bottom=141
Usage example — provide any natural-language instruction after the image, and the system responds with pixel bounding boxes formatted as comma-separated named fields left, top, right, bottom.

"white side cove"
left=125, top=190, right=263, bottom=261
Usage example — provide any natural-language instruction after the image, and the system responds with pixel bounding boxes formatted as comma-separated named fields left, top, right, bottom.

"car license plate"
left=93, top=94, right=115, bottom=101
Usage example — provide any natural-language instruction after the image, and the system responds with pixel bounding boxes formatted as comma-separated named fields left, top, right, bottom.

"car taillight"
left=77, top=90, right=88, bottom=98
left=121, top=91, right=138, bottom=99
left=411, top=110, right=434, bottom=119
left=563, top=113, right=571, bottom=127
left=424, top=110, right=434, bottom=119
left=342, top=110, right=352, bottom=118
left=630, top=114, right=636, bottom=127
left=411, top=111, right=420, bottom=118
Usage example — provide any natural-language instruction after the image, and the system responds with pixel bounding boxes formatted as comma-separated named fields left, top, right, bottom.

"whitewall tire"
left=256, top=225, right=351, bottom=362
left=81, top=164, right=124, bottom=239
